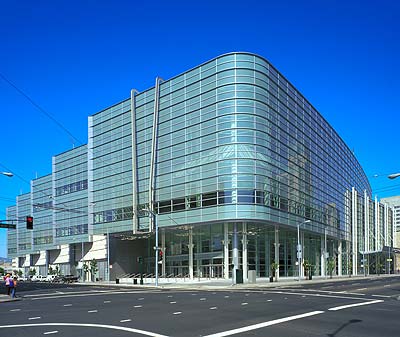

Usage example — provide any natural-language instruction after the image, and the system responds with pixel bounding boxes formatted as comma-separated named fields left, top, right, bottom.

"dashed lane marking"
left=200, top=298, right=206, bottom=301
left=28, top=317, right=41, bottom=320
left=170, top=301, right=177, bottom=304
left=203, top=311, right=324, bottom=337
left=173, top=312, right=182, bottom=315
left=134, top=305, right=143, bottom=308
left=210, top=307, right=218, bottom=310
left=10, top=309, right=21, bottom=312
left=63, top=304, right=72, bottom=307
left=241, top=303, right=248, bottom=306
left=0, top=323, right=168, bottom=337
left=43, top=331, right=58, bottom=335
left=104, top=300, right=111, bottom=303
left=372, top=294, right=391, bottom=298
left=120, top=319, right=132, bottom=323
left=88, top=310, right=98, bottom=313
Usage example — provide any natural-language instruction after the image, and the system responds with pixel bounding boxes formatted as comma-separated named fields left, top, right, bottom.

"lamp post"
left=143, top=206, right=159, bottom=287
left=297, top=220, right=311, bottom=281
left=388, top=173, right=400, bottom=180
left=0, top=171, right=13, bottom=177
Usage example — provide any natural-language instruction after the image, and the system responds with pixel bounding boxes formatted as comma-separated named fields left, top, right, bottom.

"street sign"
left=0, top=223, right=16, bottom=229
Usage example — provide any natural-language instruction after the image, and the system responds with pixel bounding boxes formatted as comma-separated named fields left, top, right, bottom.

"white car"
left=31, top=275, right=46, bottom=282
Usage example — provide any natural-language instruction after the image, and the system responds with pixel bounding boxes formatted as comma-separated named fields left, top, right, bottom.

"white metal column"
left=188, top=228, right=194, bottom=280
left=242, top=223, right=248, bottom=282
left=274, top=226, right=279, bottom=281
left=224, top=223, right=229, bottom=279
left=338, top=240, right=342, bottom=276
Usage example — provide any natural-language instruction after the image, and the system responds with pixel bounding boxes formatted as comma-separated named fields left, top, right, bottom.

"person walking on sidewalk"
left=10, top=277, right=17, bottom=298
left=4, top=273, right=11, bottom=296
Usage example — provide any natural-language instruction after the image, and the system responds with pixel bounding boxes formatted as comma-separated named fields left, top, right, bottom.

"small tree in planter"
left=55, top=265, right=61, bottom=276
left=48, top=266, right=54, bottom=275
left=303, top=260, right=313, bottom=280
left=29, top=268, right=36, bottom=277
left=270, top=262, right=279, bottom=282
left=83, top=263, right=89, bottom=282
left=90, top=259, right=98, bottom=282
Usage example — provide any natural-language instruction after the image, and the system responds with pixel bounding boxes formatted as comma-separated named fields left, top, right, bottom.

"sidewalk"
left=89, top=273, right=400, bottom=290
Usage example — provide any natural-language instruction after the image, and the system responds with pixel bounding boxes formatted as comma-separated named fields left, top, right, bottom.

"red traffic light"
left=26, top=216, right=33, bottom=230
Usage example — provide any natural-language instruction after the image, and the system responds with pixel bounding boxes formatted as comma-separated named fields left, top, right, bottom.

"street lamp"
left=143, top=206, right=159, bottom=287
left=0, top=171, right=13, bottom=177
left=297, top=220, right=311, bottom=281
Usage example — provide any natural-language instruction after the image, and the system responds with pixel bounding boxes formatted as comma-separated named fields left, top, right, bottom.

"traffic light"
left=26, top=216, right=33, bottom=230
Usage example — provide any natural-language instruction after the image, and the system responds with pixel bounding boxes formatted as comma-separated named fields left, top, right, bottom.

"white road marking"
left=29, top=317, right=41, bottom=320
left=356, top=288, right=367, bottom=291
left=200, top=298, right=206, bottom=301
left=120, top=319, right=132, bottom=323
left=224, top=296, right=229, bottom=298
left=328, top=299, right=384, bottom=311
left=167, top=295, right=173, bottom=298
left=29, top=290, right=160, bottom=301
left=138, top=297, right=144, bottom=300
left=372, top=294, right=391, bottom=298
left=0, top=323, right=168, bottom=337
left=173, top=312, right=182, bottom=315
left=134, top=305, right=142, bottom=308
left=384, top=284, right=391, bottom=287
left=170, top=301, right=176, bottom=304
left=43, top=331, right=58, bottom=335
left=351, top=283, right=361, bottom=286
left=210, top=307, right=218, bottom=310
left=10, top=309, right=21, bottom=312
left=203, top=311, right=324, bottom=337
left=104, top=300, right=111, bottom=303
left=267, top=299, right=272, bottom=302
left=63, top=304, right=72, bottom=307
left=241, top=303, right=248, bottom=306
left=88, top=310, right=98, bottom=313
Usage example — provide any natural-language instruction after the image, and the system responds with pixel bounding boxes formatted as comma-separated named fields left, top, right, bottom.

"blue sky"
left=0, top=0, right=399, bottom=257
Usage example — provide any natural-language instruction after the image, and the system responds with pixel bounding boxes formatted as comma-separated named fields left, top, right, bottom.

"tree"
left=303, top=260, right=313, bottom=279
left=29, top=268, right=36, bottom=276
left=83, top=263, right=89, bottom=281
left=17, top=270, right=23, bottom=278
left=55, top=265, right=60, bottom=276
left=327, top=258, right=336, bottom=279
left=90, top=259, right=98, bottom=282
left=0, top=267, right=4, bottom=275
left=48, top=266, right=53, bottom=275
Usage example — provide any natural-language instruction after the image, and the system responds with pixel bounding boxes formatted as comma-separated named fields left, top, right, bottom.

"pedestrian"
left=4, top=274, right=11, bottom=296
left=10, top=277, right=17, bottom=298
left=8, top=276, right=14, bottom=297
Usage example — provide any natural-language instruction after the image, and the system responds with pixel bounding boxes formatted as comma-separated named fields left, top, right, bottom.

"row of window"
left=33, top=236, right=53, bottom=245
left=55, top=224, right=88, bottom=237
left=55, top=179, right=88, bottom=196
left=93, top=207, right=134, bottom=224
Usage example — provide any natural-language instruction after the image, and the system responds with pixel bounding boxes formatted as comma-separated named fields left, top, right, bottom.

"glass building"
left=7, top=52, right=394, bottom=282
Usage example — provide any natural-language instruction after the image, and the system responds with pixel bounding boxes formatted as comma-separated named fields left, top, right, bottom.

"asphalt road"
left=1, top=276, right=400, bottom=337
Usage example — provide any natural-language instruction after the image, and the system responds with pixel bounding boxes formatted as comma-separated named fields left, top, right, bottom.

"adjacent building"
left=6, top=52, right=394, bottom=282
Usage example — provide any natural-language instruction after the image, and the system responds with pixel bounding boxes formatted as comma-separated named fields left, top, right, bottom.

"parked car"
left=45, top=274, right=57, bottom=282
left=62, top=274, right=79, bottom=283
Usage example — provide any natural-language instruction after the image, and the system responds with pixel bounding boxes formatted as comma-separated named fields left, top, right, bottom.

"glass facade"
left=6, top=52, right=394, bottom=281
